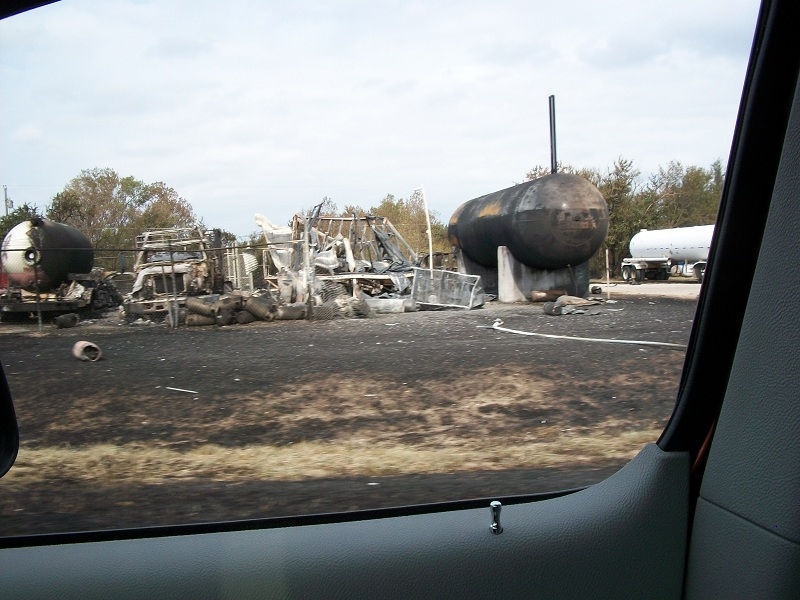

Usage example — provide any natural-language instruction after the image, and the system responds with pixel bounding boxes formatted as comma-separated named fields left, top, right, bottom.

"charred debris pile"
left=180, top=284, right=369, bottom=327
left=255, top=211, right=483, bottom=314
left=123, top=212, right=483, bottom=328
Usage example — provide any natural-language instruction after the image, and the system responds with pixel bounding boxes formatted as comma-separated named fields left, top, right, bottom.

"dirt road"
left=0, top=283, right=697, bottom=536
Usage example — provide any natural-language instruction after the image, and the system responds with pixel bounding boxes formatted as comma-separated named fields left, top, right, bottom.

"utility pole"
left=3, top=185, right=10, bottom=216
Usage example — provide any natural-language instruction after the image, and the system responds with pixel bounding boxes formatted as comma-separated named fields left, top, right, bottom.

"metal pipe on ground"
left=215, top=308, right=236, bottom=326
left=72, top=340, right=102, bottom=361
left=53, top=313, right=80, bottom=328
left=213, top=294, right=243, bottom=314
left=530, top=290, right=567, bottom=302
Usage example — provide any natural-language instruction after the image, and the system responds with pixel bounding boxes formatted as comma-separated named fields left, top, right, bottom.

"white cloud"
left=0, top=0, right=761, bottom=237
left=10, top=125, right=43, bottom=143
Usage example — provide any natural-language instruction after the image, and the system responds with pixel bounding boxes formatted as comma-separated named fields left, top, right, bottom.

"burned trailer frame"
left=257, top=213, right=419, bottom=304
left=0, top=269, right=120, bottom=316
left=123, top=227, right=228, bottom=320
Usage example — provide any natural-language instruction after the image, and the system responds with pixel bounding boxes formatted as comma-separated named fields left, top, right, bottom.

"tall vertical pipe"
left=549, top=95, right=558, bottom=174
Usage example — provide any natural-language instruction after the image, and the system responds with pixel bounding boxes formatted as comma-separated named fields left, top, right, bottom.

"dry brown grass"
left=6, top=363, right=675, bottom=488
left=6, top=425, right=661, bottom=486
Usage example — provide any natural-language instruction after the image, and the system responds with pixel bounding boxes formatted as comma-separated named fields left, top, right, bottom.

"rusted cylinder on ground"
left=215, top=308, right=235, bottom=326
left=531, top=289, right=567, bottom=303
left=245, top=295, right=276, bottom=321
left=185, top=296, right=217, bottom=317
left=213, top=294, right=243, bottom=315
left=274, top=303, right=307, bottom=320
left=186, top=313, right=217, bottom=327
left=235, top=310, right=257, bottom=324
left=448, top=173, right=608, bottom=269
left=53, top=313, right=80, bottom=328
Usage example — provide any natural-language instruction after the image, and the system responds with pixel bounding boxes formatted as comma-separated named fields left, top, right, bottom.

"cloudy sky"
left=1, top=0, right=761, bottom=239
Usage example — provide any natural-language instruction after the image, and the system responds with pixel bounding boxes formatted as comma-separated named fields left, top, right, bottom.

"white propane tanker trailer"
left=620, top=224, right=714, bottom=282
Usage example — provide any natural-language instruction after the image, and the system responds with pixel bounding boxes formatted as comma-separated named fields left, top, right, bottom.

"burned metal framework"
left=257, top=213, right=419, bottom=303
left=256, top=210, right=484, bottom=312
left=410, top=267, right=484, bottom=310
left=223, top=247, right=259, bottom=292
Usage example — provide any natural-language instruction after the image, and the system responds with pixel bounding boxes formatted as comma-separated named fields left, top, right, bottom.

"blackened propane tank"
left=1, top=218, right=94, bottom=292
left=448, top=173, right=609, bottom=269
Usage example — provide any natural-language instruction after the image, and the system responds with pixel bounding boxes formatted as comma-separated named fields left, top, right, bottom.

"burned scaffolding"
left=256, top=209, right=483, bottom=313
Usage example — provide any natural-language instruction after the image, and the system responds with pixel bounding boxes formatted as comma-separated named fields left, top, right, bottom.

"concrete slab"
left=592, top=281, right=701, bottom=300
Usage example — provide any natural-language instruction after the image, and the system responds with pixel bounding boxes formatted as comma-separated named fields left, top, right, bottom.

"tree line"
left=1, top=159, right=722, bottom=277
left=295, top=192, right=451, bottom=257
left=315, top=157, right=722, bottom=275
left=0, top=167, right=197, bottom=252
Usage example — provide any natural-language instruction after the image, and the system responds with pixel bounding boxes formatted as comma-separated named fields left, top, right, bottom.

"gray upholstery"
left=684, top=72, right=800, bottom=598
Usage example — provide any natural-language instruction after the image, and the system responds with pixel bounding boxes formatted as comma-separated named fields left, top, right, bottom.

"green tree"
left=367, top=193, right=449, bottom=254
left=135, top=182, right=197, bottom=231
left=0, top=203, right=41, bottom=245
left=525, top=163, right=605, bottom=187
left=47, top=190, right=85, bottom=225
left=297, top=196, right=340, bottom=223
left=46, top=168, right=197, bottom=253
left=594, top=158, right=654, bottom=277
left=646, top=161, right=722, bottom=228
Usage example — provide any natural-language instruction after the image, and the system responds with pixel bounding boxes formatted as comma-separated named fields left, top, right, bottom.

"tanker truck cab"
left=123, top=227, right=228, bottom=321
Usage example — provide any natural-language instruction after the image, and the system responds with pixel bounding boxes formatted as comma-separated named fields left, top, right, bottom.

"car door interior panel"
left=683, top=68, right=800, bottom=599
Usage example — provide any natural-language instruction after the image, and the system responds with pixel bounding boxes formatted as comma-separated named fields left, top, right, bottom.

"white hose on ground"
left=487, top=319, right=686, bottom=350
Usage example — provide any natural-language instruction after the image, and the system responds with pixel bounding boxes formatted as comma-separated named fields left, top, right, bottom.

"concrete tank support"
left=497, top=247, right=589, bottom=302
